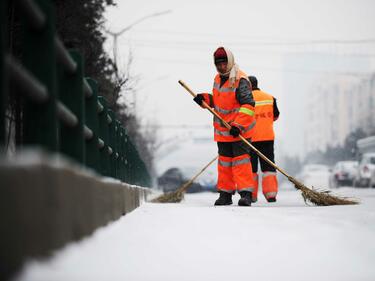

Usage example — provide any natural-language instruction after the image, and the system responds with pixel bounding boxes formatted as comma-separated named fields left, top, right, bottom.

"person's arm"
left=231, top=78, right=256, bottom=134
left=235, top=78, right=255, bottom=107
left=273, top=97, right=280, bottom=121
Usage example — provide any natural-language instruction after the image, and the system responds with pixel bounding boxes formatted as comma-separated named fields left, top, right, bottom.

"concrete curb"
left=0, top=151, right=151, bottom=280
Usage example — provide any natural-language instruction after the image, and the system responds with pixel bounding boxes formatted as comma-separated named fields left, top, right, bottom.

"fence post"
left=142, top=166, right=151, bottom=187
left=124, top=133, right=137, bottom=184
left=98, top=96, right=110, bottom=176
left=85, top=78, right=100, bottom=173
left=59, top=50, right=85, bottom=163
left=131, top=142, right=140, bottom=185
left=131, top=141, right=142, bottom=185
left=120, top=123, right=126, bottom=181
left=22, top=0, right=58, bottom=151
left=139, top=160, right=149, bottom=187
left=0, top=0, right=6, bottom=147
left=120, top=127, right=128, bottom=182
left=115, top=120, right=122, bottom=180
left=117, top=126, right=123, bottom=181
left=107, top=110, right=117, bottom=178
left=113, top=119, right=119, bottom=180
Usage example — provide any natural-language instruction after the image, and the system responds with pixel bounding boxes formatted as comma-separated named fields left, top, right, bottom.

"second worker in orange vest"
left=248, top=76, right=280, bottom=203
left=194, top=47, right=256, bottom=206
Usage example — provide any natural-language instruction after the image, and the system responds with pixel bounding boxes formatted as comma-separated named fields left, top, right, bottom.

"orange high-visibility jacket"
left=252, top=89, right=277, bottom=142
left=202, top=70, right=256, bottom=142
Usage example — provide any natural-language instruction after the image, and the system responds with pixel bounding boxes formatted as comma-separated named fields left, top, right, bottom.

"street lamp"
left=106, top=10, right=172, bottom=69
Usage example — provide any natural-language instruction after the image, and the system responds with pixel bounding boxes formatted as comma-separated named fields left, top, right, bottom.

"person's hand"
left=229, top=125, right=241, bottom=137
left=193, top=94, right=205, bottom=106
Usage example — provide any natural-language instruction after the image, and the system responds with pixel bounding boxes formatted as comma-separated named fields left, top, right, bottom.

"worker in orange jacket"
left=193, top=47, right=256, bottom=206
left=248, top=76, right=280, bottom=203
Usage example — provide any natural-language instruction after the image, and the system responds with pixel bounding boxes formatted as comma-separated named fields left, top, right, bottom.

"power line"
left=107, top=11, right=172, bottom=37
left=118, top=31, right=375, bottom=46
left=105, top=10, right=172, bottom=68
left=119, top=38, right=375, bottom=48
left=134, top=56, right=374, bottom=76
left=132, top=29, right=375, bottom=45
left=118, top=40, right=375, bottom=57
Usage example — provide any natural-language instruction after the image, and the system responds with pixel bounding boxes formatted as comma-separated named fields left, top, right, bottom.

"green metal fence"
left=0, top=0, right=151, bottom=187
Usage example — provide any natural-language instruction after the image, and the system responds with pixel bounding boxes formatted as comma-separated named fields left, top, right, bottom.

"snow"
left=0, top=149, right=97, bottom=177
left=14, top=187, right=375, bottom=281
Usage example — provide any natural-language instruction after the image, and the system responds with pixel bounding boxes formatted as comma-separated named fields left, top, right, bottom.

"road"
left=15, top=187, right=375, bottom=281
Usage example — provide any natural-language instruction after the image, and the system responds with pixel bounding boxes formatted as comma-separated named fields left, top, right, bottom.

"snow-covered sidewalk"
left=15, top=188, right=375, bottom=281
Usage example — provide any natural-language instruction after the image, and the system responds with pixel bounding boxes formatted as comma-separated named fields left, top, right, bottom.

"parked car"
left=298, top=164, right=331, bottom=189
left=157, top=168, right=183, bottom=193
left=329, top=161, right=358, bottom=188
left=354, top=153, right=375, bottom=187
left=157, top=167, right=203, bottom=193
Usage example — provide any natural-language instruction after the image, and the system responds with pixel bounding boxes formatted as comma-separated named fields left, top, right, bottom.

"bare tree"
left=113, top=50, right=157, bottom=181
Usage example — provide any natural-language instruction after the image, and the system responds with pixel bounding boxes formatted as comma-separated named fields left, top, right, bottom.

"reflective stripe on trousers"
left=232, top=154, right=254, bottom=192
left=218, top=158, right=232, bottom=167
left=232, top=157, right=251, bottom=166
left=217, top=156, right=235, bottom=191
left=262, top=171, right=277, bottom=178
left=218, top=157, right=251, bottom=167
left=217, top=155, right=254, bottom=192
left=264, top=191, right=277, bottom=199
left=262, top=172, right=278, bottom=199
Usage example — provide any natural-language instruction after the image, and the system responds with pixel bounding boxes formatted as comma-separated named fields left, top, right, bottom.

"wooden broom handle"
left=179, top=156, right=218, bottom=192
left=178, top=80, right=292, bottom=179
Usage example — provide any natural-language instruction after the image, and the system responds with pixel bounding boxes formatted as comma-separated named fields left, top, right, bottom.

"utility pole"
left=106, top=10, right=172, bottom=70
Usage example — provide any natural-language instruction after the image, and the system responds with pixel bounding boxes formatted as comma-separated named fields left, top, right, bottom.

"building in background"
left=304, top=73, right=375, bottom=154
left=280, top=49, right=372, bottom=157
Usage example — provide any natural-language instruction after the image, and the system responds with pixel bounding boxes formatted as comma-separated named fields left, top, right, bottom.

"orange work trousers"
left=250, top=140, right=278, bottom=201
left=217, top=140, right=254, bottom=193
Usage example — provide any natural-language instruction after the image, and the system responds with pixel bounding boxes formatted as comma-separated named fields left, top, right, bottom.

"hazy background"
left=104, top=0, right=375, bottom=176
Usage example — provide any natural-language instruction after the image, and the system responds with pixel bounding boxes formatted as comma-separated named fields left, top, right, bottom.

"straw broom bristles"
left=289, top=177, right=359, bottom=206
left=151, top=184, right=186, bottom=203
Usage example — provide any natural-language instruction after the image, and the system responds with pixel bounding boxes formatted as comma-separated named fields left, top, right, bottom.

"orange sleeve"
left=232, top=104, right=256, bottom=134
left=201, top=93, right=214, bottom=108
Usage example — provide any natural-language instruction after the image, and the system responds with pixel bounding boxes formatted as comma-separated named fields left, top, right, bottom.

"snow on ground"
left=15, top=187, right=375, bottom=281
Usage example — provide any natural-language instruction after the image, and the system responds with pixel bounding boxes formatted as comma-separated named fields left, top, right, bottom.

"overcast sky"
left=104, top=0, right=375, bottom=174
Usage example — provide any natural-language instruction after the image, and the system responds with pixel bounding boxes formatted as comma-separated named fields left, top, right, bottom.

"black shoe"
left=267, top=197, right=276, bottom=203
left=238, top=191, right=252, bottom=206
left=214, top=191, right=233, bottom=206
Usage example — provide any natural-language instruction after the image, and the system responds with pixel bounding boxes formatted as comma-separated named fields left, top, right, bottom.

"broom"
left=178, top=80, right=358, bottom=206
left=152, top=156, right=218, bottom=203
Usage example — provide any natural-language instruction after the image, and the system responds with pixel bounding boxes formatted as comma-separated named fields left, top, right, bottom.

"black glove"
left=193, top=94, right=205, bottom=106
left=229, top=125, right=241, bottom=137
